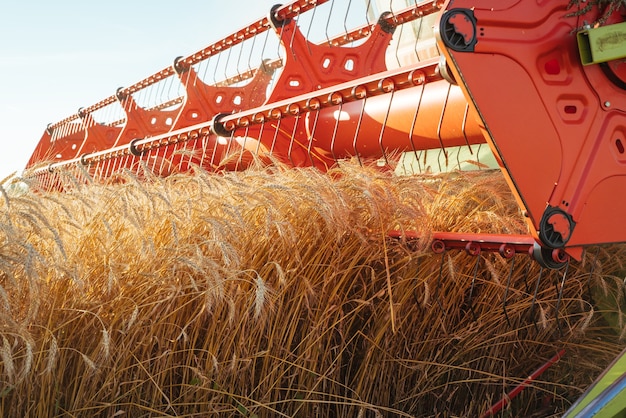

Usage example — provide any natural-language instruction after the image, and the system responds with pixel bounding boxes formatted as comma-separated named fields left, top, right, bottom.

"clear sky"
left=0, top=0, right=279, bottom=181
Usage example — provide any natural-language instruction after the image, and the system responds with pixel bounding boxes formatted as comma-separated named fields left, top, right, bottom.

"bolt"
left=605, top=101, right=611, bottom=107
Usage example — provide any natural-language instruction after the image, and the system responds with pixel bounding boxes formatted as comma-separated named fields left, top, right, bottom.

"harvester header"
left=23, top=0, right=626, bottom=269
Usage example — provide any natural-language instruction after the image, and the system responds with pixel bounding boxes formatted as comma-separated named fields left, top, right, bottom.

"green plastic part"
left=563, top=347, right=626, bottom=417
left=577, top=20, right=626, bottom=65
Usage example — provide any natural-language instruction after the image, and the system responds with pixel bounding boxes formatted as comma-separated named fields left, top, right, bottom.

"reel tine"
left=434, top=249, right=446, bottom=316
left=287, top=112, right=302, bottom=168
left=329, top=100, right=343, bottom=166
left=93, top=159, right=103, bottom=182
left=377, top=88, right=395, bottom=167
left=408, top=82, right=426, bottom=174
left=461, top=103, right=473, bottom=156
left=157, top=144, right=169, bottom=176
left=199, top=132, right=209, bottom=169
left=521, top=259, right=532, bottom=294
left=351, top=92, right=367, bottom=167
left=237, top=125, right=251, bottom=170
left=435, top=83, right=452, bottom=170
left=412, top=256, right=423, bottom=308
left=529, top=266, right=544, bottom=333
left=502, top=255, right=516, bottom=328
left=467, top=252, right=482, bottom=321
left=307, top=104, right=322, bottom=168
left=268, top=116, right=282, bottom=161
left=555, top=259, right=571, bottom=337
left=585, top=246, right=600, bottom=305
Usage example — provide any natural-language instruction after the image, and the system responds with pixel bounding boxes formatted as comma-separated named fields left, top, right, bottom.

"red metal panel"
left=436, top=1, right=626, bottom=257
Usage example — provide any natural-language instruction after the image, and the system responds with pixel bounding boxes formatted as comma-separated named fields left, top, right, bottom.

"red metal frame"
left=31, top=57, right=450, bottom=175
left=435, top=1, right=626, bottom=259
left=389, top=230, right=537, bottom=255
left=388, top=230, right=569, bottom=267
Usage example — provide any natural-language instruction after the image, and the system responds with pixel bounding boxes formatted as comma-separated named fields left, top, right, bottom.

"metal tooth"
left=585, top=247, right=599, bottom=305
left=502, top=256, right=516, bottom=328
left=555, top=259, right=571, bottom=337
left=434, top=250, right=446, bottom=318
left=466, top=252, right=482, bottom=321
left=351, top=90, right=367, bottom=167
left=529, top=266, right=543, bottom=332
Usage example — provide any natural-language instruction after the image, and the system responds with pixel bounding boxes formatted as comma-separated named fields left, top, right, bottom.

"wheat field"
left=0, top=163, right=625, bottom=417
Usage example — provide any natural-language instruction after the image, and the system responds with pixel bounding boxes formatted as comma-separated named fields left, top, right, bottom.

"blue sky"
left=0, top=0, right=279, bottom=180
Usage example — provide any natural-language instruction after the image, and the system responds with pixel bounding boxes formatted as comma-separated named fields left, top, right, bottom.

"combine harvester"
left=22, top=0, right=626, bottom=414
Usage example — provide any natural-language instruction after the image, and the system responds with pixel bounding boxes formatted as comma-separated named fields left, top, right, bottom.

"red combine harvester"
left=22, top=2, right=626, bottom=413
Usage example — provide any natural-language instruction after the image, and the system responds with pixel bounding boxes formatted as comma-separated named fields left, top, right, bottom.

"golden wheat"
left=0, top=163, right=624, bottom=416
